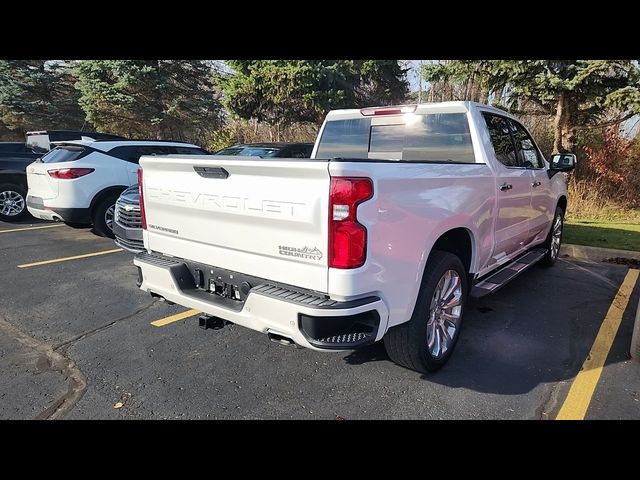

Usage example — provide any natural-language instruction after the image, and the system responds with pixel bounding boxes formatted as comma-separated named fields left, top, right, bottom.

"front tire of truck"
left=384, top=250, right=468, bottom=373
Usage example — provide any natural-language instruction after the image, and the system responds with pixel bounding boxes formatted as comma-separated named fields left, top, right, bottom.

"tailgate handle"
left=193, top=166, right=229, bottom=179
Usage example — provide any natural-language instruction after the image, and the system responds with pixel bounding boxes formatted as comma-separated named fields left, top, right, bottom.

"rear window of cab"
left=315, top=113, right=475, bottom=163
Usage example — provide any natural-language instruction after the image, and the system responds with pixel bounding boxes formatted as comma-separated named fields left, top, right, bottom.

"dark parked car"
left=214, top=142, right=313, bottom=158
left=0, top=131, right=126, bottom=222
left=0, top=142, right=43, bottom=221
left=113, top=142, right=314, bottom=252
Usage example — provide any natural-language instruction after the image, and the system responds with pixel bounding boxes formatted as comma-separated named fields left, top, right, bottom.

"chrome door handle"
left=532, top=180, right=542, bottom=188
left=499, top=183, right=513, bottom=191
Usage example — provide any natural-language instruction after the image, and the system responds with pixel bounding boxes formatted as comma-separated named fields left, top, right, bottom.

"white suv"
left=26, top=139, right=208, bottom=237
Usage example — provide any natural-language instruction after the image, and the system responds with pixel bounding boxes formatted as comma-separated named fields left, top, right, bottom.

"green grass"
left=564, top=220, right=640, bottom=252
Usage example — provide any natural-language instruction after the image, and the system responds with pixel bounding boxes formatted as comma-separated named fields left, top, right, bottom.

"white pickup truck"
left=133, top=101, right=576, bottom=373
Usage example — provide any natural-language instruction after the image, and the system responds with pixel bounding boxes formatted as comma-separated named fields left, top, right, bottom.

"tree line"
left=1, top=60, right=639, bottom=152
left=2, top=59, right=638, bottom=212
left=422, top=60, right=640, bottom=153
left=0, top=60, right=409, bottom=148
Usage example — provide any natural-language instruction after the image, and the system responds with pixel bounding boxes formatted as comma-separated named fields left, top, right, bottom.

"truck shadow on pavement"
left=343, top=259, right=637, bottom=395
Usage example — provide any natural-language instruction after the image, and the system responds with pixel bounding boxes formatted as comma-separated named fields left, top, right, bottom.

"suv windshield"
left=316, top=112, right=475, bottom=163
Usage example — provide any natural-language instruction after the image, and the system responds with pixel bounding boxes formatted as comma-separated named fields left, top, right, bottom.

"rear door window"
left=108, top=146, right=138, bottom=162
left=482, top=114, right=519, bottom=167
left=40, top=145, right=89, bottom=163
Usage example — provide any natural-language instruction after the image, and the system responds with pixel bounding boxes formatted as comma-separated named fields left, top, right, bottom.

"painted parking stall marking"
left=0, top=224, right=64, bottom=234
left=17, top=248, right=123, bottom=269
left=150, top=309, right=201, bottom=327
left=556, top=268, right=640, bottom=420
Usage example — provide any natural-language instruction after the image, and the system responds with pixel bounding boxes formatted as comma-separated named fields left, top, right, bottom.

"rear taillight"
left=47, top=168, right=94, bottom=179
left=138, top=167, right=147, bottom=230
left=329, top=177, right=373, bottom=269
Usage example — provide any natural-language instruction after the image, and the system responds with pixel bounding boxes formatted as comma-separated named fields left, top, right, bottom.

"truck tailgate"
left=140, top=156, right=330, bottom=293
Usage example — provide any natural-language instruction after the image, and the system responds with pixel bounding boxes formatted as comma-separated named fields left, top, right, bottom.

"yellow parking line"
left=17, top=248, right=123, bottom=268
left=0, top=224, right=64, bottom=234
left=556, top=268, right=639, bottom=420
left=151, top=309, right=201, bottom=327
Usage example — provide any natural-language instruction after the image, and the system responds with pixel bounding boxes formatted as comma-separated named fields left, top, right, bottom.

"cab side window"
left=482, top=114, right=518, bottom=167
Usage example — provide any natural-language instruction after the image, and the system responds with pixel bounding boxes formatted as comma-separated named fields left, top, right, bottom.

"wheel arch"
left=398, top=226, right=475, bottom=329
left=89, top=185, right=127, bottom=217
left=429, top=227, right=475, bottom=276
left=557, top=195, right=567, bottom=215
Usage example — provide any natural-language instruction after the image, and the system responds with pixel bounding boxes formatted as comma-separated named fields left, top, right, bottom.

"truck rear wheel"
left=384, top=250, right=468, bottom=373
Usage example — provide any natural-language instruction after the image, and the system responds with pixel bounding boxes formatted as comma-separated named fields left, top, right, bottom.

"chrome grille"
left=115, top=236, right=144, bottom=253
left=115, top=199, right=141, bottom=228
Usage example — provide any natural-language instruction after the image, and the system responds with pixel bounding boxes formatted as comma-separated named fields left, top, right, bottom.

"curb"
left=561, top=243, right=640, bottom=263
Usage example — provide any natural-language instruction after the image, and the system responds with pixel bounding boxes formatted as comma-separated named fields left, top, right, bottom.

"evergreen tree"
left=74, top=60, right=223, bottom=142
left=218, top=60, right=408, bottom=138
left=0, top=60, right=86, bottom=135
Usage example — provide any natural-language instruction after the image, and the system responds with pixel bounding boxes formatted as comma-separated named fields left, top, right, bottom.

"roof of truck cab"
left=324, top=101, right=514, bottom=121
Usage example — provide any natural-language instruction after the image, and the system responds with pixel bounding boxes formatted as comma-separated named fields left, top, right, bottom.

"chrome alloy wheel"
left=550, top=214, right=562, bottom=260
left=0, top=190, right=25, bottom=217
left=427, top=269, right=463, bottom=359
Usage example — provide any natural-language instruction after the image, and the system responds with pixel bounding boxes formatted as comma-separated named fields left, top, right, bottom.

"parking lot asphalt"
left=1, top=219, right=639, bottom=419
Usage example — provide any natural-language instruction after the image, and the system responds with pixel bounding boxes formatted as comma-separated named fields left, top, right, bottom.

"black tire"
left=384, top=250, right=468, bottom=373
left=540, top=206, right=564, bottom=267
left=91, top=193, right=119, bottom=238
left=0, top=183, right=29, bottom=222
